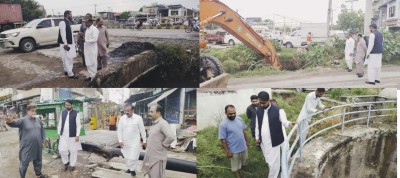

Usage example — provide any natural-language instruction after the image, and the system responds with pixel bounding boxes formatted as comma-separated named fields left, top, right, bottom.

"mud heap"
left=109, top=42, right=155, bottom=60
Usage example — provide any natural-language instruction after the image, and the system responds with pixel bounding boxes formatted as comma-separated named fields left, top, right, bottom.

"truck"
left=0, top=18, right=80, bottom=52
left=282, top=23, right=328, bottom=48
left=0, top=4, right=25, bottom=32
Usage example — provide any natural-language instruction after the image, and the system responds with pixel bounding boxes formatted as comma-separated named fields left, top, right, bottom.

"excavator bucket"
left=264, top=54, right=282, bottom=69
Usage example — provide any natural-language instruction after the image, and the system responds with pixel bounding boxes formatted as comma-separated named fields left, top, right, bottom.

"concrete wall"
left=291, top=125, right=397, bottom=178
left=197, top=88, right=271, bottom=130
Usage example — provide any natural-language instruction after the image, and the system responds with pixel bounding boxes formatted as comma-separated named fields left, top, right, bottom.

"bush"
left=329, top=88, right=344, bottom=100
left=223, top=59, right=240, bottom=73
left=382, top=29, right=400, bottom=62
left=271, top=39, right=282, bottom=52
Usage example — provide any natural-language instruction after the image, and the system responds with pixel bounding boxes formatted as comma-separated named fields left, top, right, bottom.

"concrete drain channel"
left=92, top=42, right=159, bottom=87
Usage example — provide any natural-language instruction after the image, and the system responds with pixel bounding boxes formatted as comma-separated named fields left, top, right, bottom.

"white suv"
left=0, top=18, right=80, bottom=52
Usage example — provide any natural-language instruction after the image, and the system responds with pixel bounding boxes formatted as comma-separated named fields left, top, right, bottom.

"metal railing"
left=281, top=100, right=397, bottom=178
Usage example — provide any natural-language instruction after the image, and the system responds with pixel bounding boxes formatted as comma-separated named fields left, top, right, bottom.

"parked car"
left=0, top=18, right=80, bottom=52
left=223, top=32, right=242, bottom=45
left=206, top=31, right=225, bottom=44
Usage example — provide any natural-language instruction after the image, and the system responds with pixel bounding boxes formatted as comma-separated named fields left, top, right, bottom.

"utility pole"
left=52, top=9, right=54, bottom=17
left=94, top=4, right=97, bottom=16
left=327, top=0, right=332, bottom=37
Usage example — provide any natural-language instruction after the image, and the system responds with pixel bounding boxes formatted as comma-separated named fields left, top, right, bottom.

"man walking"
left=117, top=105, right=147, bottom=176
left=296, top=88, right=328, bottom=142
left=355, top=34, right=368, bottom=78
left=57, top=100, right=82, bottom=172
left=219, top=105, right=249, bottom=178
left=96, top=18, right=110, bottom=71
left=142, top=105, right=174, bottom=178
left=78, top=13, right=93, bottom=67
left=6, top=105, right=46, bottom=178
left=246, top=95, right=258, bottom=138
left=109, top=111, right=117, bottom=131
left=58, top=10, right=79, bottom=79
left=255, top=91, right=294, bottom=178
left=345, top=33, right=355, bottom=72
left=83, top=17, right=99, bottom=86
left=365, top=24, right=384, bottom=85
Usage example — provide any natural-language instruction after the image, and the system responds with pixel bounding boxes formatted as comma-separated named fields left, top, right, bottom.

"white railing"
left=281, top=100, right=397, bottom=178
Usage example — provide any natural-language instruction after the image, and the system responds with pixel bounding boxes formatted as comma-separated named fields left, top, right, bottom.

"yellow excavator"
left=200, top=0, right=281, bottom=86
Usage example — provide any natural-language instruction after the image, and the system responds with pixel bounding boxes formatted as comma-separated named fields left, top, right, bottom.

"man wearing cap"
left=83, top=17, right=99, bottom=86
left=255, top=91, right=294, bottom=178
left=246, top=95, right=258, bottom=138
left=58, top=10, right=79, bottom=79
left=365, top=24, right=384, bottom=85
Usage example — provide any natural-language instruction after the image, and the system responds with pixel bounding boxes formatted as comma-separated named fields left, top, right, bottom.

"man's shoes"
left=97, top=67, right=102, bottom=71
left=64, top=72, right=68, bottom=76
left=126, top=169, right=131, bottom=173
left=375, top=80, right=380, bottom=83
left=347, top=69, right=352, bottom=72
left=357, top=74, right=363, bottom=78
left=70, top=166, right=75, bottom=171
left=365, top=81, right=375, bottom=85
left=85, top=77, right=92, bottom=82
left=131, top=171, right=136, bottom=176
left=69, top=75, right=79, bottom=79
left=64, top=162, right=69, bottom=171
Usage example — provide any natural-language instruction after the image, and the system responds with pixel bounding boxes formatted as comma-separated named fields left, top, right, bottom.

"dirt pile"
left=109, top=42, right=155, bottom=60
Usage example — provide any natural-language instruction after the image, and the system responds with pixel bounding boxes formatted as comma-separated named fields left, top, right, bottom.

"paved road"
left=228, top=66, right=400, bottom=88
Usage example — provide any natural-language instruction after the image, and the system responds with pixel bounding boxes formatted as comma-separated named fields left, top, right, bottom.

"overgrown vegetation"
left=154, top=43, right=199, bottom=85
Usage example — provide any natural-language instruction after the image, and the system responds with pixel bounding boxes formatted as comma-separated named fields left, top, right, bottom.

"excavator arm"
left=200, top=0, right=281, bottom=68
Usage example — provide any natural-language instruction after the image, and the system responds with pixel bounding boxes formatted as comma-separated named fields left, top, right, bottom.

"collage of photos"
left=0, top=0, right=398, bottom=178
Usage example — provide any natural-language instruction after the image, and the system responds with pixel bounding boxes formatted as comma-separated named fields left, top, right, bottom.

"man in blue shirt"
left=219, top=105, right=249, bottom=178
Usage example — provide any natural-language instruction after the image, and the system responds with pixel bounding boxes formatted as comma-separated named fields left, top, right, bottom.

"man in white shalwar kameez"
left=296, top=88, right=328, bottom=143
left=117, top=104, right=147, bottom=176
left=58, top=100, right=82, bottom=172
left=83, top=18, right=99, bottom=86
left=58, top=10, right=78, bottom=79
left=255, top=91, right=294, bottom=178
left=344, top=33, right=355, bottom=72
left=365, top=24, right=384, bottom=85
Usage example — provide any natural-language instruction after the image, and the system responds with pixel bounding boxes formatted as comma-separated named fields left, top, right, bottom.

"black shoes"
left=347, top=69, right=352, bottom=72
left=357, top=74, right=363, bottom=78
left=69, top=75, right=79, bottom=79
left=126, top=169, right=131, bottom=173
left=70, top=166, right=75, bottom=171
left=64, top=72, right=68, bottom=76
left=64, top=162, right=69, bottom=171
left=375, top=80, right=380, bottom=83
left=85, top=77, right=92, bottom=82
left=131, top=171, right=136, bottom=176
left=365, top=81, right=375, bottom=85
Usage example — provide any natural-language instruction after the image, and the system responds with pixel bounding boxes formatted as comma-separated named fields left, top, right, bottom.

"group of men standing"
left=344, top=24, right=384, bottom=85
left=219, top=88, right=328, bottom=178
left=5, top=100, right=174, bottom=178
left=58, top=10, right=110, bottom=87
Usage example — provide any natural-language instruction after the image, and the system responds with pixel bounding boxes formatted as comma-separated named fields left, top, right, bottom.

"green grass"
left=279, top=48, right=297, bottom=61
left=233, top=66, right=286, bottom=78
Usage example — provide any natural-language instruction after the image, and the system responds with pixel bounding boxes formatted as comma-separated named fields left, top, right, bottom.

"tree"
left=1, top=0, right=43, bottom=21
left=139, top=7, right=143, bottom=12
left=120, top=11, right=132, bottom=20
left=336, top=5, right=364, bottom=33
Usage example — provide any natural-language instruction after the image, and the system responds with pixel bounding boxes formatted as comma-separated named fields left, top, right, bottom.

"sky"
left=106, top=88, right=130, bottom=105
left=35, top=0, right=199, bottom=16
left=220, top=0, right=366, bottom=24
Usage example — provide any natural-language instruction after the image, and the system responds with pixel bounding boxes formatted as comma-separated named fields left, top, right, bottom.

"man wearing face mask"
left=219, top=105, right=249, bottom=178
left=246, top=95, right=258, bottom=138
left=297, top=88, right=329, bottom=143
left=255, top=91, right=294, bottom=178
left=6, top=105, right=46, bottom=178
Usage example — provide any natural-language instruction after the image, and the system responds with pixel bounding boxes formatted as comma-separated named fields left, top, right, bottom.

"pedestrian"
left=344, top=33, right=355, bottom=72
left=141, top=104, right=174, bottom=178
left=296, top=88, right=329, bottom=143
left=355, top=34, right=368, bottom=78
left=0, top=115, right=8, bottom=131
left=83, top=17, right=99, bottom=86
left=108, top=111, right=117, bottom=131
left=255, top=91, right=294, bottom=178
left=96, top=18, right=110, bottom=71
left=306, top=32, right=312, bottom=51
left=219, top=105, right=249, bottom=178
left=365, top=24, right=384, bottom=85
left=57, top=100, right=82, bottom=172
left=78, top=13, right=93, bottom=67
left=118, top=105, right=147, bottom=176
left=246, top=95, right=258, bottom=138
left=6, top=105, right=46, bottom=178
left=58, top=10, right=79, bottom=79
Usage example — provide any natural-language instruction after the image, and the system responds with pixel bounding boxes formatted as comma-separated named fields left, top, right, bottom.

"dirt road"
left=228, top=65, right=400, bottom=88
